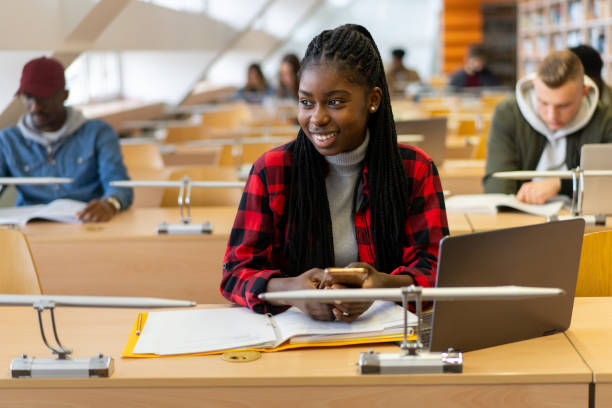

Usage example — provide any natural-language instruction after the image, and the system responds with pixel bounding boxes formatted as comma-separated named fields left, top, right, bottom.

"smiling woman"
left=221, top=24, right=449, bottom=323
left=298, top=65, right=380, bottom=155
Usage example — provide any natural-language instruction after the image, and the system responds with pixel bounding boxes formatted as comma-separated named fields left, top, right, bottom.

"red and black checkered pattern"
left=221, top=142, right=449, bottom=314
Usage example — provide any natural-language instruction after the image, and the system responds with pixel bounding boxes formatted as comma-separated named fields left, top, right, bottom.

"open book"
left=444, top=194, right=564, bottom=217
left=123, top=300, right=415, bottom=357
left=0, top=199, right=87, bottom=226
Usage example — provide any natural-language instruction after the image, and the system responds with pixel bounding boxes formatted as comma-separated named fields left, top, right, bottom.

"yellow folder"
left=122, top=312, right=415, bottom=358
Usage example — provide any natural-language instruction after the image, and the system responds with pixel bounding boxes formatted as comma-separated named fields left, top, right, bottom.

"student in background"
left=449, top=44, right=499, bottom=89
left=0, top=56, right=133, bottom=222
left=569, top=44, right=612, bottom=106
left=221, top=24, right=448, bottom=321
left=484, top=50, right=612, bottom=204
left=386, top=48, right=420, bottom=96
left=236, top=63, right=275, bottom=104
left=277, top=53, right=300, bottom=100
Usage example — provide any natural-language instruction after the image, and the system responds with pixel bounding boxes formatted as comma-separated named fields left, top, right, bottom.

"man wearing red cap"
left=0, top=56, right=133, bottom=222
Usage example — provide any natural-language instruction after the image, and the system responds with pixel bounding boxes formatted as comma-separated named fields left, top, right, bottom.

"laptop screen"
left=395, top=118, right=447, bottom=166
left=580, top=143, right=612, bottom=215
left=429, top=219, right=585, bottom=352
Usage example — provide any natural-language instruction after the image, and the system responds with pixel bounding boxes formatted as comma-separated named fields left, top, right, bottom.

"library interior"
left=2, top=0, right=612, bottom=407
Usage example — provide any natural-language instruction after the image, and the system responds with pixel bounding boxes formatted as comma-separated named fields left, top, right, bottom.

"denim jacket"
left=0, top=119, right=133, bottom=209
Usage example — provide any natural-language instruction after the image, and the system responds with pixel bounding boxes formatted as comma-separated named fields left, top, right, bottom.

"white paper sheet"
left=133, top=301, right=415, bottom=356
left=445, top=194, right=564, bottom=216
left=0, top=199, right=86, bottom=226
left=133, top=308, right=277, bottom=355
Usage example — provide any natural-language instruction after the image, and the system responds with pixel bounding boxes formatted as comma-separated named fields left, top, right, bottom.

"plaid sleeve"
left=390, top=146, right=449, bottom=287
left=220, top=147, right=291, bottom=314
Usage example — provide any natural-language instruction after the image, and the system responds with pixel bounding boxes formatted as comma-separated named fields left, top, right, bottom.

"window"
left=65, top=52, right=122, bottom=105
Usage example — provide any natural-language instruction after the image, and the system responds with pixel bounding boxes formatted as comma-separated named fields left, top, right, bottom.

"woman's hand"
left=266, top=268, right=336, bottom=321
left=326, top=262, right=416, bottom=322
left=325, top=262, right=381, bottom=322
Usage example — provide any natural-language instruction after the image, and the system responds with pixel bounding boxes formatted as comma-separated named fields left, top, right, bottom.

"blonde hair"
left=536, top=50, right=584, bottom=88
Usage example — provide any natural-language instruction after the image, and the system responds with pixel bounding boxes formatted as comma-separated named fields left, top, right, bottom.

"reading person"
left=221, top=24, right=448, bottom=322
left=0, top=57, right=133, bottom=222
left=235, top=63, right=275, bottom=104
left=569, top=44, right=612, bottom=106
left=277, top=53, right=300, bottom=100
left=448, top=44, right=499, bottom=89
left=484, top=50, right=612, bottom=204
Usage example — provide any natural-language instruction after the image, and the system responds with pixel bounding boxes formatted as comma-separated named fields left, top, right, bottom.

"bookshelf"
left=483, top=3, right=518, bottom=86
left=518, top=0, right=611, bottom=80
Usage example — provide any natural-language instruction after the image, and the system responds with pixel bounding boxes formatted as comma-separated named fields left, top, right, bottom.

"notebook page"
left=133, top=308, right=277, bottom=356
left=36, top=199, right=87, bottom=223
left=273, top=300, right=414, bottom=343
left=445, top=194, right=563, bottom=216
left=0, top=205, right=44, bottom=226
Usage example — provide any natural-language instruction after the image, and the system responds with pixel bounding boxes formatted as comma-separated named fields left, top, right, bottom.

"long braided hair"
left=285, top=24, right=411, bottom=275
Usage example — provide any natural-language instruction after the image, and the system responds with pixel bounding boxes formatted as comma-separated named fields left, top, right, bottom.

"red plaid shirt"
left=221, top=142, right=449, bottom=314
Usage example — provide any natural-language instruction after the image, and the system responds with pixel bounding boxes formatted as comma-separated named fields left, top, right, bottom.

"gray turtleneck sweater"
left=324, top=132, right=369, bottom=267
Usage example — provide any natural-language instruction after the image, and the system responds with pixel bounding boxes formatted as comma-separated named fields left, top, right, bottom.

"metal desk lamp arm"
left=33, top=300, right=72, bottom=359
left=178, top=176, right=192, bottom=224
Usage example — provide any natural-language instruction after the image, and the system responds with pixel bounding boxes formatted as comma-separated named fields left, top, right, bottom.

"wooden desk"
left=466, top=212, right=611, bottom=233
left=466, top=212, right=547, bottom=232
left=439, top=160, right=485, bottom=195
left=566, top=297, right=612, bottom=407
left=447, top=212, right=472, bottom=235
left=161, top=145, right=220, bottom=167
left=126, top=167, right=169, bottom=208
left=24, top=207, right=237, bottom=304
left=20, top=207, right=471, bottom=305
left=0, top=306, right=591, bottom=407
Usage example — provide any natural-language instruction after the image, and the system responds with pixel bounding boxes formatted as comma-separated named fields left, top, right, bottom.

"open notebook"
left=0, top=199, right=86, bottom=226
left=123, top=301, right=415, bottom=358
left=444, top=194, right=564, bottom=216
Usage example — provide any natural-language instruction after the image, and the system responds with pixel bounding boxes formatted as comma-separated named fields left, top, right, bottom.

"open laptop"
left=580, top=143, right=612, bottom=215
left=395, top=117, right=447, bottom=166
left=428, top=218, right=585, bottom=352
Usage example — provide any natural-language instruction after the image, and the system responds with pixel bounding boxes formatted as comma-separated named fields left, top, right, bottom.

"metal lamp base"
left=157, top=221, right=212, bottom=235
left=359, top=348, right=463, bottom=374
left=11, top=354, right=114, bottom=378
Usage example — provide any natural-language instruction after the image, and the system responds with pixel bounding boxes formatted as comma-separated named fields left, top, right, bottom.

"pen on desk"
left=136, top=312, right=143, bottom=336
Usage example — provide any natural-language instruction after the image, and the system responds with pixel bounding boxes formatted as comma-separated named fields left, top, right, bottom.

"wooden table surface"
left=17, top=206, right=471, bottom=305
left=22, top=207, right=237, bottom=304
left=21, top=207, right=237, bottom=242
left=466, top=212, right=611, bottom=233
left=567, top=297, right=612, bottom=407
left=447, top=212, right=472, bottom=235
left=438, top=160, right=485, bottom=195
left=0, top=304, right=592, bottom=407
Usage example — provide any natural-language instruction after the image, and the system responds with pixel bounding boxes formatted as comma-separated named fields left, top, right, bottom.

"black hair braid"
left=285, top=130, right=335, bottom=275
left=286, top=24, right=411, bottom=274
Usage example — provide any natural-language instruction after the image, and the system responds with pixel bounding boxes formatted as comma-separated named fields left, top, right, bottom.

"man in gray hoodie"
left=484, top=50, right=612, bottom=204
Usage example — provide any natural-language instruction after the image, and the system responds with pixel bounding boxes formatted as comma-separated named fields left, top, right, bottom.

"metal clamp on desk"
left=177, top=176, right=192, bottom=224
left=157, top=221, right=213, bottom=234
left=547, top=213, right=606, bottom=226
left=10, top=299, right=114, bottom=378
left=358, top=286, right=463, bottom=374
left=156, top=176, right=213, bottom=235
left=569, top=167, right=583, bottom=216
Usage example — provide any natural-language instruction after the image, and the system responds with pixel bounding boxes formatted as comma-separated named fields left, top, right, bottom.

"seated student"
left=484, top=50, right=612, bottom=204
left=569, top=44, right=612, bottom=106
left=449, top=44, right=499, bottom=89
left=235, top=63, right=275, bottom=104
left=386, top=48, right=421, bottom=96
left=221, top=24, right=448, bottom=322
left=277, top=53, right=300, bottom=100
left=0, top=56, right=133, bottom=222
